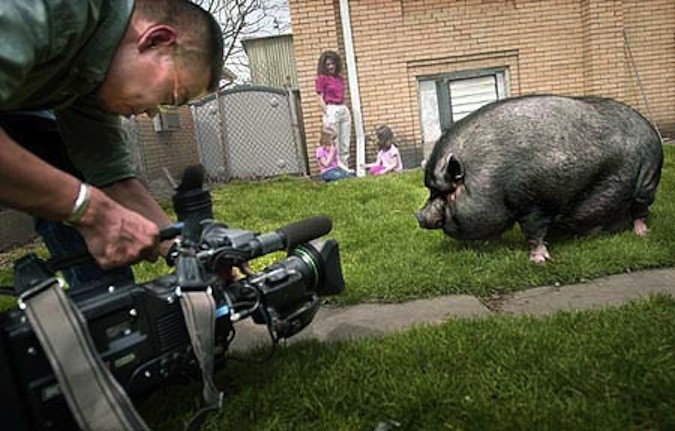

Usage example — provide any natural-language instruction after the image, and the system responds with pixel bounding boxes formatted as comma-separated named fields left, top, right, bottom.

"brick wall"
left=289, top=0, right=675, bottom=165
left=622, top=0, right=675, bottom=134
left=289, top=0, right=350, bottom=173
left=581, top=0, right=627, bottom=99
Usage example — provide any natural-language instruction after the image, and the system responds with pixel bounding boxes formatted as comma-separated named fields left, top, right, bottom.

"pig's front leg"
left=518, top=209, right=555, bottom=264
left=633, top=217, right=648, bottom=237
left=528, top=240, right=551, bottom=264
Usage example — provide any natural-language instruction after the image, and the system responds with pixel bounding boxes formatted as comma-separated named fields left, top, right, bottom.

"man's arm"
left=0, top=128, right=160, bottom=268
left=0, top=128, right=78, bottom=218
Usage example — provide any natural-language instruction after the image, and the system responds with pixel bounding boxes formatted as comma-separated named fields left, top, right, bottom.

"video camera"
left=0, top=165, right=345, bottom=430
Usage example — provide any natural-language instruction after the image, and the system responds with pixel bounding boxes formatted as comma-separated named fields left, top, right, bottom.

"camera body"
left=0, top=165, right=345, bottom=430
left=0, top=271, right=203, bottom=429
left=0, top=235, right=343, bottom=430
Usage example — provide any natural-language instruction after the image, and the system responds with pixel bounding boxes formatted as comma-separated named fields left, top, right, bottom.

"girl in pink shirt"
left=316, top=127, right=354, bottom=182
left=363, top=125, right=403, bottom=175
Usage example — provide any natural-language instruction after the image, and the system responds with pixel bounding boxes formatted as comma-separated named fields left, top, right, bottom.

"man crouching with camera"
left=0, top=0, right=224, bottom=287
left=0, top=1, right=224, bottom=429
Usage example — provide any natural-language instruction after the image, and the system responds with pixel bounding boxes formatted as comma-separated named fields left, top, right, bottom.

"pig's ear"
left=444, top=154, right=464, bottom=185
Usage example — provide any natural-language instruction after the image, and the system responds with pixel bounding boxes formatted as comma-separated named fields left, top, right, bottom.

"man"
left=0, top=0, right=224, bottom=284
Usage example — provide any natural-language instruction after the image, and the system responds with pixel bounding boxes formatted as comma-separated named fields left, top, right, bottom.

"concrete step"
left=228, top=268, right=675, bottom=352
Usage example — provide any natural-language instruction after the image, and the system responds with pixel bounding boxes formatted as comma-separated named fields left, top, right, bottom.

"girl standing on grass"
left=363, top=125, right=403, bottom=176
left=316, top=50, right=352, bottom=168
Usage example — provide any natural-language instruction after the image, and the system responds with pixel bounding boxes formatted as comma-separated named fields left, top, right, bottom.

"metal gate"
left=191, top=86, right=307, bottom=182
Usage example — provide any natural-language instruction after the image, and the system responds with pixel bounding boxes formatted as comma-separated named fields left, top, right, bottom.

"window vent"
left=153, top=108, right=181, bottom=132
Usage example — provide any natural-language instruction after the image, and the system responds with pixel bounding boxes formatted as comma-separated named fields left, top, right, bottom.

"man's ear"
left=138, top=25, right=178, bottom=52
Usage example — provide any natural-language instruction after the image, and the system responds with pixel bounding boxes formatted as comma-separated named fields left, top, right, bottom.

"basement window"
left=418, top=68, right=509, bottom=144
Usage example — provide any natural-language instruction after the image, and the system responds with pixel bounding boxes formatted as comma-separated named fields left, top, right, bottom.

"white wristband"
left=64, top=182, right=91, bottom=226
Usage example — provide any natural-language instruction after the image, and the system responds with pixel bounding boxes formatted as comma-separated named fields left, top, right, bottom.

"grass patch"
left=140, top=295, right=675, bottom=430
left=152, top=145, right=675, bottom=304
left=1, top=148, right=675, bottom=305
left=0, top=148, right=672, bottom=430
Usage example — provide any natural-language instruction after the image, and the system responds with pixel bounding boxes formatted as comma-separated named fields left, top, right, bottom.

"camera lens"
left=290, top=239, right=345, bottom=296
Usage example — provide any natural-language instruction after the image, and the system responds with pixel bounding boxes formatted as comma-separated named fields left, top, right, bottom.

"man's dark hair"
left=198, top=4, right=225, bottom=92
left=317, top=50, right=343, bottom=76
left=137, top=0, right=224, bottom=92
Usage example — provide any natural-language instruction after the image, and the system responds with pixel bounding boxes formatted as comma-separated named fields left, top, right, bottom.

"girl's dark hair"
left=375, top=125, right=395, bottom=149
left=317, top=50, right=343, bottom=76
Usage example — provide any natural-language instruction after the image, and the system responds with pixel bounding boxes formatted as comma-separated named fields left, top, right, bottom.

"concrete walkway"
left=229, top=268, right=675, bottom=351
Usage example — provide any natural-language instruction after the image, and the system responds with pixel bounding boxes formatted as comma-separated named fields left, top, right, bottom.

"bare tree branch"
left=191, top=0, right=291, bottom=86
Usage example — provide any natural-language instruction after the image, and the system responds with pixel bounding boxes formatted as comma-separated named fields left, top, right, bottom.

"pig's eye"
left=443, top=187, right=459, bottom=204
left=429, top=189, right=443, bottom=200
left=430, top=187, right=456, bottom=205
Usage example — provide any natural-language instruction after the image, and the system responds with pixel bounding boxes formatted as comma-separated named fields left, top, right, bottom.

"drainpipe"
left=339, top=0, right=365, bottom=177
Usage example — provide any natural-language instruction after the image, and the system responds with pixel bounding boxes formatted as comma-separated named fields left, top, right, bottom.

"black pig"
left=416, top=95, right=663, bottom=263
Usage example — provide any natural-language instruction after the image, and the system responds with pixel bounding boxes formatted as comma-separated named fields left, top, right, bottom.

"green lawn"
left=0, top=147, right=673, bottom=430
left=140, top=295, right=675, bottom=431
left=145, top=145, right=675, bottom=304
left=2, top=148, right=674, bottom=304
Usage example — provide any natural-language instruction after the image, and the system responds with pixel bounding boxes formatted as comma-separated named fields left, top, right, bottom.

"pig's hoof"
left=529, top=254, right=548, bottom=264
left=529, top=245, right=550, bottom=264
left=633, top=218, right=648, bottom=237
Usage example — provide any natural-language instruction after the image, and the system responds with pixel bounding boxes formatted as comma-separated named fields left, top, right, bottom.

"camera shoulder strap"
left=16, top=258, right=149, bottom=431
left=179, top=290, right=223, bottom=413
left=175, top=252, right=224, bottom=419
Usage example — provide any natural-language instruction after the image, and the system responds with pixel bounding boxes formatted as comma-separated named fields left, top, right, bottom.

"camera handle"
left=44, top=222, right=185, bottom=273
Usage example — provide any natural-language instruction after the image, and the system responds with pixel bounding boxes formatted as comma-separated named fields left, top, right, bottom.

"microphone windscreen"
left=177, top=164, right=206, bottom=191
left=277, top=216, right=332, bottom=249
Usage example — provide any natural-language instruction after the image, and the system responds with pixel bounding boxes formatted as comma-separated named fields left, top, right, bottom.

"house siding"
left=289, top=0, right=675, bottom=162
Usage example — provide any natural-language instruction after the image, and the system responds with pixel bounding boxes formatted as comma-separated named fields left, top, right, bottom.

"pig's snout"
left=416, top=201, right=445, bottom=229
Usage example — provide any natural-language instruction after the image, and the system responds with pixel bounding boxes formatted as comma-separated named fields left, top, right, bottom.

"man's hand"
left=75, top=186, right=160, bottom=269
left=101, top=178, right=176, bottom=262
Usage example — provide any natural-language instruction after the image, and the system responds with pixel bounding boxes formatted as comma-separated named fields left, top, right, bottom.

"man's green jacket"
left=0, top=0, right=137, bottom=186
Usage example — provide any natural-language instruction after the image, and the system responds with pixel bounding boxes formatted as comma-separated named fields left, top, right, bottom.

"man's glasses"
left=159, top=49, right=185, bottom=110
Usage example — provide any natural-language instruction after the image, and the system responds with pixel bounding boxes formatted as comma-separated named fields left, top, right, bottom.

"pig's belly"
left=442, top=210, right=515, bottom=240
left=555, top=203, right=632, bottom=234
